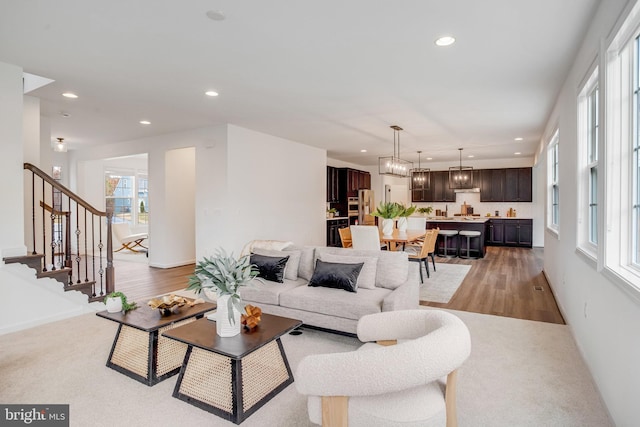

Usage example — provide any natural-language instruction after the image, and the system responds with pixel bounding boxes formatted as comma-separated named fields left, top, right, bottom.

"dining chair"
left=350, top=225, right=382, bottom=251
left=337, top=227, right=352, bottom=248
left=406, top=216, right=427, bottom=231
left=404, top=227, right=439, bottom=282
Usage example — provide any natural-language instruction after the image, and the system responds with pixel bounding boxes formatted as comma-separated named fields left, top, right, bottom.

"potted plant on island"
left=371, top=201, right=403, bottom=236
left=396, top=203, right=417, bottom=232
left=187, top=249, right=259, bottom=337
left=104, top=291, right=138, bottom=314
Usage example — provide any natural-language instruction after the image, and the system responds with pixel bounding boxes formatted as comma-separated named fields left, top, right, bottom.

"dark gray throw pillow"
left=250, top=253, right=290, bottom=283
left=308, top=259, right=364, bottom=293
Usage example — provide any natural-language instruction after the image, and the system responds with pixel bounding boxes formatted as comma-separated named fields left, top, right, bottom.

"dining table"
left=379, top=229, right=425, bottom=251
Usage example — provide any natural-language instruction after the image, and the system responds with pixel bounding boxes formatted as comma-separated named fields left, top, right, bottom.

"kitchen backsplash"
left=412, top=192, right=534, bottom=217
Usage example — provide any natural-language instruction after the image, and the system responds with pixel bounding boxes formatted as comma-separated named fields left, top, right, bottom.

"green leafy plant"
left=417, top=206, right=433, bottom=215
left=104, top=291, right=138, bottom=313
left=397, top=203, right=417, bottom=217
left=327, top=208, right=337, bottom=213
left=371, top=201, right=403, bottom=219
left=187, top=249, right=259, bottom=324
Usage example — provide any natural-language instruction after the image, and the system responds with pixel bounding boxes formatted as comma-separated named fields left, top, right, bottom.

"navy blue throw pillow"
left=250, top=253, right=290, bottom=283
left=308, top=259, right=364, bottom=293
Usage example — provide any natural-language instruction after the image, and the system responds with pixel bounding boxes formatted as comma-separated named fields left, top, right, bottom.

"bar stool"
left=459, top=230, right=482, bottom=259
left=437, top=229, right=459, bottom=258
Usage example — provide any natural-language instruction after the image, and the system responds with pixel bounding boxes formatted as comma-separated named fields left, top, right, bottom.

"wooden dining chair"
left=338, top=227, right=352, bottom=248
left=405, top=228, right=439, bottom=282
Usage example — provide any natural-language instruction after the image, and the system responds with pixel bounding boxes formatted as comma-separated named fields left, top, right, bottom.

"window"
left=547, top=130, right=560, bottom=234
left=105, top=171, right=149, bottom=226
left=603, top=3, right=640, bottom=291
left=578, top=67, right=599, bottom=257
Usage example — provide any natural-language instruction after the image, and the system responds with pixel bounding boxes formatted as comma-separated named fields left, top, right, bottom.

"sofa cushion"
left=250, top=253, right=289, bottom=283
left=252, top=248, right=301, bottom=280
left=314, top=246, right=408, bottom=290
left=279, top=285, right=391, bottom=320
left=317, top=252, right=377, bottom=290
left=241, top=277, right=307, bottom=306
left=285, top=245, right=316, bottom=281
left=309, top=260, right=364, bottom=293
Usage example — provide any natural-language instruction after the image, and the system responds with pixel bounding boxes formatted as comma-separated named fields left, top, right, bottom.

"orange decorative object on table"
left=241, top=304, right=262, bottom=331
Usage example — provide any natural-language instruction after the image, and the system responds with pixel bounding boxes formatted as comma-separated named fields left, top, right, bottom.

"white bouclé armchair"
left=295, top=310, right=471, bottom=427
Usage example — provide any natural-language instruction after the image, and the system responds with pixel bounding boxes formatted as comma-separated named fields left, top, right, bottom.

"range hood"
left=454, top=187, right=480, bottom=193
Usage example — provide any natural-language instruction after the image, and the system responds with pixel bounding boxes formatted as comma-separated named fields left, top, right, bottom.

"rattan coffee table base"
left=173, top=338, right=293, bottom=424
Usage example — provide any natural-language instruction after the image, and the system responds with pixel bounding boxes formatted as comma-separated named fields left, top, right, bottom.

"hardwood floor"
left=421, top=246, right=565, bottom=324
left=111, top=246, right=565, bottom=324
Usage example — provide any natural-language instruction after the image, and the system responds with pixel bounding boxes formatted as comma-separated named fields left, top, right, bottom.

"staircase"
left=3, top=163, right=115, bottom=303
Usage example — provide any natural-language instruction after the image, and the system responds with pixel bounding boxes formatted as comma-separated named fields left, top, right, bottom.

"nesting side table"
left=96, top=299, right=216, bottom=386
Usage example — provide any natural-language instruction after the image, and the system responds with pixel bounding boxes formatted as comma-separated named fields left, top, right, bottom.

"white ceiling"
left=0, top=0, right=599, bottom=166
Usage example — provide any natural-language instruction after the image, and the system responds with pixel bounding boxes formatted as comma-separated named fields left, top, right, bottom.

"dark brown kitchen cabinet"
left=486, top=219, right=505, bottom=245
left=501, top=219, right=533, bottom=247
left=504, top=168, right=532, bottom=202
left=432, top=171, right=456, bottom=202
left=480, top=169, right=506, bottom=202
left=340, top=168, right=370, bottom=198
left=326, top=166, right=340, bottom=203
left=326, top=218, right=349, bottom=247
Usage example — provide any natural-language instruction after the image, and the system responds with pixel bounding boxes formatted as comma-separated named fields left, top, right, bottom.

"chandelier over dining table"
left=379, top=125, right=413, bottom=178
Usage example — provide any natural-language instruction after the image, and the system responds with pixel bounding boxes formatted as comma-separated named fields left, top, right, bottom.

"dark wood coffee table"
left=163, top=313, right=302, bottom=424
left=96, top=298, right=216, bottom=386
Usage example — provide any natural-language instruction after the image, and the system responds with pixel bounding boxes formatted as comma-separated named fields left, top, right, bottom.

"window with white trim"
left=604, top=3, right=640, bottom=290
left=547, top=130, right=560, bottom=234
left=105, top=170, right=149, bottom=226
left=577, top=68, right=599, bottom=256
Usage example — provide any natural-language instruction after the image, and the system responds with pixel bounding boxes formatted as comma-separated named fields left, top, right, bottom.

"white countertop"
left=326, top=216, right=349, bottom=221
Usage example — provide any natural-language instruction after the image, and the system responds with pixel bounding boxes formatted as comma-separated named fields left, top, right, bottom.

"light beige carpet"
left=420, top=263, right=471, bottom=303
left=0, top=308, right=612, bottom=427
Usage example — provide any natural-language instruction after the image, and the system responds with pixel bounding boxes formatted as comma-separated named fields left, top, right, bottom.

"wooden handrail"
left=24, top=163, right=107, bottom=217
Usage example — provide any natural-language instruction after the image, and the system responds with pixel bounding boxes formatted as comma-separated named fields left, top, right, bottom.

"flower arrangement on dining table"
left=371, top=202, right=417, bottom=234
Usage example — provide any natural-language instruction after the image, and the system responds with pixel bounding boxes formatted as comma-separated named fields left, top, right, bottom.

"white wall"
left=197, top=125, right=326, bottom=257
left=538, top=0, right=638, bottom=425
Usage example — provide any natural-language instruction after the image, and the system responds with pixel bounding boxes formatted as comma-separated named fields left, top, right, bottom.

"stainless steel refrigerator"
left=358, top=189, right=376, bottom=225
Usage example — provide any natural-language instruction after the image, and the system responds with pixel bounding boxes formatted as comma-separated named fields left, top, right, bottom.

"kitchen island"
left=425, top=217, right=489, bottom=258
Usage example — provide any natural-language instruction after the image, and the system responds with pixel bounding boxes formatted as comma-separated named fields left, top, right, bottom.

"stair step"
left=66, top=280, right=97, bottom=299
left=3, top=254, right=44, bottom=271
left=38, top=268, right=72, bottom=285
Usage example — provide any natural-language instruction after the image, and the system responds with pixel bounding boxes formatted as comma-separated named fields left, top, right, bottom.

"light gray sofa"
left=240, top=245, right=420, bottom=335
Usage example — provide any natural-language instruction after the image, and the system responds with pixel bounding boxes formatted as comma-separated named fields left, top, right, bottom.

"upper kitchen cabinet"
left=341, top=168, right=370, bottom=198
left=480, top=169, right=505, bottom=202
left=326, top=166, right=340, bottom=203
left=432, top=171, right=456, bottom=202
left=480, top=168, right=531, bottom=202
left=504, top=168, right=532, bottom=202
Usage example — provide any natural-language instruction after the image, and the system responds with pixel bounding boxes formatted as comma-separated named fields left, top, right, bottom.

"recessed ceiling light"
left=205, top=91, right=219, bottom=97
left=427, top=157, right=433, bottom=160
left=468, top=155, right=474, bottom=158
left=139, top=120, right=151, bottom=125
left=206, top=10, right=226, bottom=21
left=514, top=137, right=523, bottom=141
left=435, top=36, right=456, bottom=47
left=360, top=149, right=367, bottom=153
left=60, top=111, right=71, bottom=118
left=514, top=152, right=521, bottom=155
left=62, top=92, right=78, bottom=99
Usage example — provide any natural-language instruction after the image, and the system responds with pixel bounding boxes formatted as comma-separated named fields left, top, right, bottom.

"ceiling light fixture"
left=435, top=36, right=456, bottom=47
left=449, top=148, right=473, bottom=189
left=62, top=92, right=78, bottom=99
left=410, top=151, right=430, bottom=190
left=515, top=152, right=521, bottom=155
left=52, top=137, right=67, bottom=153
left=206, top=10, right=226, bottom=21
left=514, top=137, right=523, bottom=141
left=205, top=91, right=219, bottom=97
left=379, top=125, right=412, bottom=178
left=139, top=120, right=151, bottom=125
left=360, top=149, right=367, bottom=153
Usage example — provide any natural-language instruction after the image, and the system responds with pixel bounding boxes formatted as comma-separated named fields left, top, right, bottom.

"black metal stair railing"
left=23, top=163, right=114, bottom=300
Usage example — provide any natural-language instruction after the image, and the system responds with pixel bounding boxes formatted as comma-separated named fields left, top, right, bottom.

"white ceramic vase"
left=382, top=218, right=394, bottom=236
left=216, top=294, right=242, bottom=337
left=397, top=217, right=408, bottom=233
left=105, top=297, right=123, bottom=313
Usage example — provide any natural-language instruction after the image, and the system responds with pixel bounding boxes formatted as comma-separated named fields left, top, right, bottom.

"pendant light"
left=449, top=148, right=473, bottom=189
left=378, top=125, right=413, bottom=178
left=410, top=151, right=430, bottom=190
